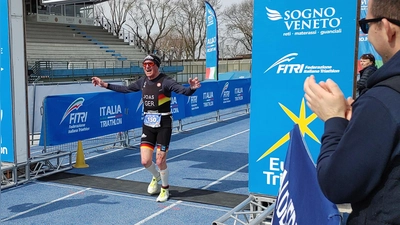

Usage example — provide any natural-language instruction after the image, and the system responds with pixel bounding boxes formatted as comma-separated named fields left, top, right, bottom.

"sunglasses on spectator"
left=363, top=54, right=374, bottom=59
left=143, top=62, right=155, bottom=67
left=359, top=17, right=400, bottom=34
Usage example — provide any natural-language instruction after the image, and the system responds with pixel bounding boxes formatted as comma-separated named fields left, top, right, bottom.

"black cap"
left=143, top=54, right=161, bottom=67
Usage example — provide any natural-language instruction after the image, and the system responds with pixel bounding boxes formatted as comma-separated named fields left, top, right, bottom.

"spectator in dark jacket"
left=357, top=53, right=377, bottom=96
left=304, top=0, right=400, bottom=223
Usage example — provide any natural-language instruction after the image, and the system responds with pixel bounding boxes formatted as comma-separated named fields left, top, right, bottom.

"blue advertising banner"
left=185, top=81, right=219, bottom=117
left=124, top=92, right=144, bottom=130
left=272, top=125, right=341, bottom=225
left=205, top=1, right=218, bottom=80
left=0, top=0, right=15, bottom=162
left=40, top=92, right=126, bottom=146
left=358, top=0, right=382, bottom=69
left=249, top=1, right=358, bottom=196
left=40, top=80, right=250, bottom=146
left=170, top=94, right=186, bottom=120
left=218, top=79, right=251, bottom=109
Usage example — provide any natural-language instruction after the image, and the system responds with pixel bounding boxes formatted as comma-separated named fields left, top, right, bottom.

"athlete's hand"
left=188, top=77, right=201, bottom=90
left=91, top=76, right=108, bottom=88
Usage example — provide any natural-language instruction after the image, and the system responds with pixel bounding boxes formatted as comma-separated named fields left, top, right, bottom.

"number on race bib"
left=144, top=113, right=161, bottom=128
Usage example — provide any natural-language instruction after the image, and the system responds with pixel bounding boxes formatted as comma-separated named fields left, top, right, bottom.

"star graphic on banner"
left=256, top=98, right=320, bottom=162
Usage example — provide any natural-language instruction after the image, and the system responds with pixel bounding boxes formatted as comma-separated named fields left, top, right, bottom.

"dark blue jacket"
left=317, top=51, right=400, bottom=225
left=357, top=64, right=377, bottom=95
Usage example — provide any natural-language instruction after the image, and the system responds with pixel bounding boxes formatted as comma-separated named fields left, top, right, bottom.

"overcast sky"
left=220, top=0, right=243, bottom=8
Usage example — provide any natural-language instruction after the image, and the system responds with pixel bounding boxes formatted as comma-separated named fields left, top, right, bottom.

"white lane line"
left=134, top=201, right=183, bottom=225
left=5, top=127, right=249, bottom=222
left=1, top=188, right=90, bottom=222
left=202, top=164, right=249, bottom=190
left=125, top=129, right=251, bottom=223
left=83, top=115, right=249, bottom=160
left=39, top=182, right=229, bottom=212
left=116, top=129, right=250, bottom=179
left=31, top=114, right=249, bottom=159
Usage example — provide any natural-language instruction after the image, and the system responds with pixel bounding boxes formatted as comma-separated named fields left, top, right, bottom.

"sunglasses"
left=363, top=54, right=374, bottom=59
left=142, top=61, right=155, bottom=67
left=359, top=17, right=400, bottom=34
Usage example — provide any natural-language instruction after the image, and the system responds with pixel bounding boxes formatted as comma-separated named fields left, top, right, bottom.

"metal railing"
left=94, top=17, right=140, bottom=48
left=29, top=60, right=185, bottom=81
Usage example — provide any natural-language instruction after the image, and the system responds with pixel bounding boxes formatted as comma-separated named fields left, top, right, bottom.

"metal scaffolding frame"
left=1, top=151, right=72, bottom=189
left=213, top=194, right=276, bottom=225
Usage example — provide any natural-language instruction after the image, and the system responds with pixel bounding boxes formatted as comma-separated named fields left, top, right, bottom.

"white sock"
left=146, top=162, right=159, bottom=178
left=160, top=168, right=169, bottom=188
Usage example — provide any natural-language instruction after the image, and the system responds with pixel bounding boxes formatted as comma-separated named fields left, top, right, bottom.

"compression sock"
left=146, top=162, right=160, bottom=178
left=160, top=168, right=169, bottom=188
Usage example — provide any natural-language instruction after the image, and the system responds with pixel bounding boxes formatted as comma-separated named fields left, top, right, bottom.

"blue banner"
left=185, top=81, right=219, bottom=117
left=358, top=0, right=383, bottom=68
left=170, top=94, right=186, bottom=120
left=249, top=0, right=358, bottom=196
left=272, top=125, right=341, bottom=225
left=40, top=80, right=250, bottom=146
left=218, top=79, right=251, bottom=109
left=124, top=92, right=144, bottom=130
left=40, top=92, right=126, bottom=146
left=0, top=0, right=15, bottom=163
left=205, top=1, right=218, bottom=80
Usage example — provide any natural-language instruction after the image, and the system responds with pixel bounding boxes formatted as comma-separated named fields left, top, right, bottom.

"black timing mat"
left=39, top=172, right=248, bottom=209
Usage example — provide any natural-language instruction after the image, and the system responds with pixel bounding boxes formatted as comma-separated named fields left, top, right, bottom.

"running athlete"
left=91, top=55, right=201, bottom=202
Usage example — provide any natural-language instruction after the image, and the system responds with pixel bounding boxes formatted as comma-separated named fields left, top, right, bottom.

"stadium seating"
left=26, top=20, right=146, bottom=69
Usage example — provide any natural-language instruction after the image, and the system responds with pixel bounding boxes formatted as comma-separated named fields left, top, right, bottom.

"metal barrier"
left=2, top=104, right=250, bottom=190
left=212, top=194, right=276, bottom=225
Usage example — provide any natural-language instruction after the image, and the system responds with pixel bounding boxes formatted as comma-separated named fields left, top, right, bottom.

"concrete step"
left=26, top=38, right=93, bottom=44
left=26, top=51, right=118, bottom=57
left=26, top=34, right=85, bottom=39
left=26, top=28, right=76, bottom=32
left=26, top=45, right=110, bottom=50
left=92, top=41, right=129, bottom=45
left=28, top=58, right=121, bottom=63
left=27, top=61, right=135, bottom=69
left=26, top=23, right=71, bottom=29
left=74, top=29, right=110, bottom=35
left=25, top=20, right=145, bottom=64
left=26, top=44, right=101, bottom=50
left=26, top=45, right=142, bottom=55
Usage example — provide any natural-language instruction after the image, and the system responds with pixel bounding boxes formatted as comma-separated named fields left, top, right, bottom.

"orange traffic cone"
left=73, top=140, right=89, bottom=168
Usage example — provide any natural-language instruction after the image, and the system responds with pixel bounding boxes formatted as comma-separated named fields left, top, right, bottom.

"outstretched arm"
left=166, top=77, right=200, bottom=96
left=92, top=76, right=108, bottom=88
left=188, top=77, right=201, bottom=90
left=91, top=76, right=142, bottom=93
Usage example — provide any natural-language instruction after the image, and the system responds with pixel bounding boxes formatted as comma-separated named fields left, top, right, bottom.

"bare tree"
left=222, top=0, right=253, bottom=53
left=96, top=0, right=135, bottom=36
left=173, top=0, right=221, bottom=60
left=126, top=0, right=177, bottom=56
left=155, top=31, right=186, bottom=61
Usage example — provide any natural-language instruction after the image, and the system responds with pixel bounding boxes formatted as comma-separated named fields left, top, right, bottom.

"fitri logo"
left=264, top=53, right=303, bottom=74
left=264, top=53, right=340, bottom=74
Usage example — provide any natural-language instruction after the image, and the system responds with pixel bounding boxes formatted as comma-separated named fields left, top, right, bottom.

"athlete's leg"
left=140, top=125, right=157, bottom=169
left=141, top=126, right=160, bottom=194
left=157, top=146, right=169, bottom=186
left=156, top=126, right=172, bottom=202
left=155, top=126, right=172, bottom=173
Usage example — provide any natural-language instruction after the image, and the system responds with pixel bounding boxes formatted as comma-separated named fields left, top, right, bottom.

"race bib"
left=144, top=113, right=161, bottom=128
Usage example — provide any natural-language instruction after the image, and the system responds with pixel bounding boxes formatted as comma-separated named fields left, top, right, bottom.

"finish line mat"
left=39, top=172, right=248, bottom=208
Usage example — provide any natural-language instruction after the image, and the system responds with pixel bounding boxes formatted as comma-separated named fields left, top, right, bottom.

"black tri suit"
left=107, top=73, right=196, bottom=151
